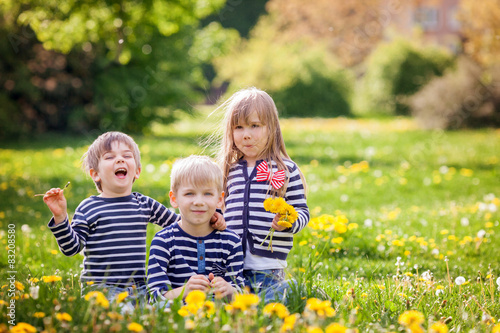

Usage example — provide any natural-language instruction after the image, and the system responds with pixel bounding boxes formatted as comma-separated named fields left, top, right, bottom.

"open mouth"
left=115, top=168, right=128, bottom=179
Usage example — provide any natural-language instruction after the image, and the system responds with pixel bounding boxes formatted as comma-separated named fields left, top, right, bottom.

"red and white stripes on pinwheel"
left=256, top=161, right=286, bottom=189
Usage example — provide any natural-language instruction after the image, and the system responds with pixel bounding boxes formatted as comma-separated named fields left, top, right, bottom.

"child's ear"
left=217, top=191, right=225, bottom=209
left=169, top=191, right=178, bottom=208
left=89, top=169, right=100, bottom=183
left=134, top=166, right=141, bottom=180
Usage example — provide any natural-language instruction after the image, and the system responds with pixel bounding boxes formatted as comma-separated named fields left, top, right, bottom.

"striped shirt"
left=224, top=159, right=309, bottom=260
left=48, top=193, right=179, bottom=287
left=147, top=222, right=244, bottom=301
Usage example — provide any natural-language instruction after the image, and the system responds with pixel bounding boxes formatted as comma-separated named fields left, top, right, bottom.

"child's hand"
left=184, top=274, right=211, bottom=296
left=210, top=212, right=226, bottom=231
left=43, top=188, right=68, bottom=225
left=208, top=273, right=234, bottom=299
left=271, top=214, right=287, bottom=231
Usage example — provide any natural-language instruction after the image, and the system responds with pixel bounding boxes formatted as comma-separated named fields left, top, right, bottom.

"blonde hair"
left=170, top=155, right=223, bottom=194
left=215, top=87, right=293, bottom=197
left=82, top=131, right=141, bottom=192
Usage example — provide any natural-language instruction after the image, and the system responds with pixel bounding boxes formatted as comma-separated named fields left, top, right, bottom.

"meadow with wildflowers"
left=1, top=116, right=499, bottom=332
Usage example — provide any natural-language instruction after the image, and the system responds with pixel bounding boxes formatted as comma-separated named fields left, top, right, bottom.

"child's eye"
left=252, top=124, right=260, bottom=128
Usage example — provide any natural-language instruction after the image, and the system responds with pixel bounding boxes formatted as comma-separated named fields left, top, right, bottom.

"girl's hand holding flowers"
left=261, top=197, right=298, bottom=252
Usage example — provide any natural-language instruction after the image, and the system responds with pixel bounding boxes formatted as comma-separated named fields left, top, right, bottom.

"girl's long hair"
left=210, top=87, right=304, bottom=198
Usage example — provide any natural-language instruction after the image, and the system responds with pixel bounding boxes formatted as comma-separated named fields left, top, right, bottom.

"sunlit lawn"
left=1, top=114, right=499, bottom=332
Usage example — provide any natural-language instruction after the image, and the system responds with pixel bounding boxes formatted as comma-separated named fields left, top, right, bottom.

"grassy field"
left=1, top=115, right=499, bottom=332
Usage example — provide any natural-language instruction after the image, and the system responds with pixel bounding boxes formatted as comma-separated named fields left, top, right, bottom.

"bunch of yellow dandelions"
left=261, top=197, right=299, bottom=252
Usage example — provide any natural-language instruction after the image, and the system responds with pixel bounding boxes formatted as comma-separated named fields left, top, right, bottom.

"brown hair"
left=81, top=131, right=141, bottom=192
left=215, top=87, right=294, bottom=197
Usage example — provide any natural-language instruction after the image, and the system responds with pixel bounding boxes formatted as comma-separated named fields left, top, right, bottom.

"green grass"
left=1, top=115, right=499, bottom=332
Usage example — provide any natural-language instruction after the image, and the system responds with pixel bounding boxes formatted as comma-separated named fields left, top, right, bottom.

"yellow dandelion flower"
left=15, top=281, right=24, bottom=291
left=86, top=281, right=95, bottom=286
left=56, top=312, right=72, bottom=322
left=492, top=324, right=500, bottom=333
left=50, top=250, right=58, bottom=255
left=115, top=291, right=129, bottom=304
left=278, top=220, right=293, bottom=229
left=263, top=198, right=274, bottom=212
left=325, top=323, right=347, bottom=333
left=429, top=322, right=448, bottom=333
left=185, top=290, right=206, bottom=308
left=42, top=275, right=62, bottom=283
left=231, top=293, right=260, bottom=311
left=127, top=322, right=144, bottom=332
left=333, top=222, right=347, bottom=234
left=331, top=237, right=343, bottom=244
left=398, top=310, right=425, bottom=326
left=305, top=298, right=335, bottom=317
left=29, top=278, right=39, bottom=284
left=84, top=291, right=110, bottom=308
left=263, top=302, right=289, bottom=319
left=281, top=314, right=298, bottom=332
left=203, top=301, right=216, bottom=318
left=307, top=327, right=324, bottom=333
left=33, top=312, right=45, bottom=318
left=273, top=197, right=287, bottom=213
left=9, top=322, right=37, bottom=333
left=299, top=240, right=308, bottom=246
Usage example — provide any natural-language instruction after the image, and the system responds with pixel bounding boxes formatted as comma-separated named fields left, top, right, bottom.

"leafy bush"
left=214, top=16, right=353, bottom=118
left=410, top=57, right=500, bottom=129
left=356, top=39, right=455, bottom=116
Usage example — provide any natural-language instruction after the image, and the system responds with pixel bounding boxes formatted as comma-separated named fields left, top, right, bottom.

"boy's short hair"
left=82, top=131, right=141, bottom=192
left=170, top=155, right=223, bottom=194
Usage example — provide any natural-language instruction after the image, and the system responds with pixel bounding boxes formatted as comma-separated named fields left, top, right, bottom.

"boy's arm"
left=146, top=196, right=180, bottom=228
left=44, top=188, right=87, bottom=256
left=147, top=237, right=174, bottom=301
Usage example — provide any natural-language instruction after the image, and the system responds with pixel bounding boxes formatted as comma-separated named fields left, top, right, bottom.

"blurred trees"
left=0, top=0, right=238, bottom=138
left=262, top=0, right=387, bottom=67
left=458, top=0, right=500, bottom=67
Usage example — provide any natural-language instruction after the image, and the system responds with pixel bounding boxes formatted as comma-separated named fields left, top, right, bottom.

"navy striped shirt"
left=48, top=193, right=179, bottom=287
left=224, top=159, right=309, bottom=260
left=147, top=222, right=244, bottom=301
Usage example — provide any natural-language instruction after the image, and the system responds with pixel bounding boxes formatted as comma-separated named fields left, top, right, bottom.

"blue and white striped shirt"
left=224, top=159, right=309, bottom=260
left=147, top=222, right=244, bottom=301
left=48, top=193, right=179, bottom=287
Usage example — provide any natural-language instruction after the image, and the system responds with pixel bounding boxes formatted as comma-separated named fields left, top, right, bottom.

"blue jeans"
left=243, top=269, right=296, bottom=304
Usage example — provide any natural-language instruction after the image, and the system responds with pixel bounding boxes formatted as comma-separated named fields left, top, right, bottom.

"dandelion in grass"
left=281, top=314, right=298, bottom=332
left=9, top=322, right=37, bottom=333
left=115, top=291, right=129, bottom=304
left=263, top=302, right=290, bottom=319
left=398, top=310, right=424, bottom=327
left=84, top=291, right=110, bottom=309
left=305, top=298, right=335, bottom=318
left=492, top=324, right=500, bottom=333
left=325, top=323, right=348, bottom=333
left=261, top=197, right=298, bottom=252
left=127, top=322, right=144, bottom=332
left=429, top=322, right=448, bottom=333
left=33, top=312, right=45, bottom=318
left=42, top=275, right=62, bottom=283
left=230, top=293, right=260, bottom=312
left=56, top=312, right=72, bottom=322
left=455, top=276, right=466, bottom=285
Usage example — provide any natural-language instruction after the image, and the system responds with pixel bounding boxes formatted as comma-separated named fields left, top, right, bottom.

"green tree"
left=0, top=0, right=238, bottom=138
